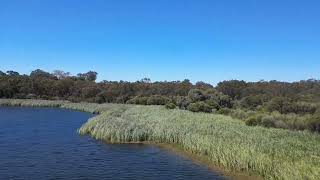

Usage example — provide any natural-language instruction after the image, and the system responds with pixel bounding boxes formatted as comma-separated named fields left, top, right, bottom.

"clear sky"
left=0, top=0, right=319, bottom=84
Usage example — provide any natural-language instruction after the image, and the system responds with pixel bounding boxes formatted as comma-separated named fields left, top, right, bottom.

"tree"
left=77, top=71, right=98, bottom=81
left=6, top=70, right=19, bottom=76
left=266, top=97, right=291, bottom=114
left=52, top=70, right=70, bottom=80
left=218, top=94, right=233, bottom=108
left=81, top=86, right=101, bottom=99
left=188, top=89, right=206, bottom=102
left=0, top=71, right=6, bottom=76
left=30, top=69, right=53, bottom=79
left=140, top=78, right=151, bottom=83
left=196, top=81, right=213, bottom=89
left=86, top=71, right=98, bottom=81
left=216, top=80, right=247, bottom=100
left=240, top=95, right=267, bottom=110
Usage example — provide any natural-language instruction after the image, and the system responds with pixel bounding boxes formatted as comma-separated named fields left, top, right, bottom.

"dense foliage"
left=1, top=69, right=319, bottom=132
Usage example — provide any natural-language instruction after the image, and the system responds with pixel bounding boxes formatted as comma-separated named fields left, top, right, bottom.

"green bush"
left=307, top=113, right=320, bottom=132
left=245, top=116, right=259, bottom=126
left=260, top=115, right=278, bottom=128
left=266, top=98, right=317, bottom=115
left=205, top=98, right=220, bottom=110
left=240, top=95, right=267, bottom=110
left=146, top=95, right=170, bottom=105
left=165, top=103, right=176, bottom=109
left=244, top=113, right=310, bottom=130
left=217, top=108, right=231, bottom=115
left=94, top=95, right=105, bottom=104
left=188, top=89, right=207, bottom=102
left=176, top=97, right=191, bottom=109
left=229, top=109, right=254, bottom=120
left=287, top=102, right=317, bottom=115
left=187, top=102, right=212, bottom=113
left=126, top=96, right=149, bottom=105
left=266, top=97, right=291, bottom=114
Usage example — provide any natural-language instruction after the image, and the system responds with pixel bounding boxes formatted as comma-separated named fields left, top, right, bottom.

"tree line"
left=0, top=69, right=319, bottom=132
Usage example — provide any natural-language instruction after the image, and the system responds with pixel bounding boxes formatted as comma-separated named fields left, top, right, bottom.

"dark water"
left=0, top=107, right=225, bottom=180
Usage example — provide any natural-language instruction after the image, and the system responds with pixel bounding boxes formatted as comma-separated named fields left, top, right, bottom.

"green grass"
left=1, top=99, right=320, bottom=179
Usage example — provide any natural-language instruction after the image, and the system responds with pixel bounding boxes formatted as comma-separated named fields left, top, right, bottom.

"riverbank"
left=1, top=99, right=319, bottom=180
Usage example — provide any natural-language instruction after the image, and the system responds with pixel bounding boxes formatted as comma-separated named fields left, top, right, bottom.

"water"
left=0, top=107, right=225, bottom=180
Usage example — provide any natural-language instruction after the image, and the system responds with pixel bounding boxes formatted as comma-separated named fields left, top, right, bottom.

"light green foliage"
left=1, top=99, right=320, bottom=180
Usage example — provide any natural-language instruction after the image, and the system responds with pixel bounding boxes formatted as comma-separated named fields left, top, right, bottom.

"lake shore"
left=1, top=99, right=319, bottom=180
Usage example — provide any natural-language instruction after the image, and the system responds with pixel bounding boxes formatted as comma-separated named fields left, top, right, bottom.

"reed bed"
left=79, top=106, right=320, bottom=180
left=0, top=99, right=65, bottom=107
left=0, top=99, right=131, bottom=113
left=1, top=99, right=319, bottom=179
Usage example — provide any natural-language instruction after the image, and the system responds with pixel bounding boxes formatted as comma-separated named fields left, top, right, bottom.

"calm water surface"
left=0, top=107, right=225, bottom=180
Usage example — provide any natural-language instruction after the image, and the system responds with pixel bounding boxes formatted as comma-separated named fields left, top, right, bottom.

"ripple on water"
left=0, top=107, right=226, bottom=180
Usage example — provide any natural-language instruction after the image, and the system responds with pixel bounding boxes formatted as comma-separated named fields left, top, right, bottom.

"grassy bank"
left=1, top=99, right=320, bottom=179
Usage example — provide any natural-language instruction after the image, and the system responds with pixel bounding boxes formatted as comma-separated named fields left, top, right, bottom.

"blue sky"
left=0, top=0, right=319, bottom=84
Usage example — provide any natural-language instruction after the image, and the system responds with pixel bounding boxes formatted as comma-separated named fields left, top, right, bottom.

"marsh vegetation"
left=1, top=99, right=319, bottom=180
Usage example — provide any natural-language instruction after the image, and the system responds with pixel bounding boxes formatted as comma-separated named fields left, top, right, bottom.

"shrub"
left=187, top=102, right=212, bottom=113
left=266, top=97, right=291, bottom=114
left=307, top=113, right=320, bottom=132
left=126, top=96, right=149, bottom=105
left=115, top=96, right=130, bottom=104
left=260, top=115, right=277, bottom=128
left=24, top=94, right=34, bottom=100
left=205, top=98, right=220, bottom=110
left=94, top=95, right=105, bottom=104
left=229, top=109, right=253, bottom=120
left=176, top=97, right=191, bottom=109
left=188, top=89, right=206, bottom=102
left=270, top=119, right=288, bottom=129
left=14, top=93, right=27, bottom=99
left=287, top=102, right=317, bottom=115
left=240, top=95, right=266, bottom=110
left=165, top=103, right=176, bottom=109
left=81, top=86, right=101, bottom=99
left=217, top=108, right=231, bottom=115
left=147, top=95, right=170, bottom=105
left=244, top=113, right=311, bottom=130
left=218, top=94, right=233, bottom=108
left=266, top=98, right=317, bottom=115
left=245, top=116, right=259, bottom=126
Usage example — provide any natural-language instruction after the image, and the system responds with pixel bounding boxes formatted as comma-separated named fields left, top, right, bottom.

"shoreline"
left=90, top=139, right=261, bottom=180
left=0, top=99, right=261, bottom=179
left=156, top=143, right=262, bottom=180
left=1, top=99, right=320, bottom=180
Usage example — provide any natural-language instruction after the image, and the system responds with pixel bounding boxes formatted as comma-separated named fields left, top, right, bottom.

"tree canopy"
left=0, top=69, right=319, bottom=132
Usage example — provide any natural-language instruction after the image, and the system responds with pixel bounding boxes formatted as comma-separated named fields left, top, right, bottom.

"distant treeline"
left=0, top=69, right=319, bottom=132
